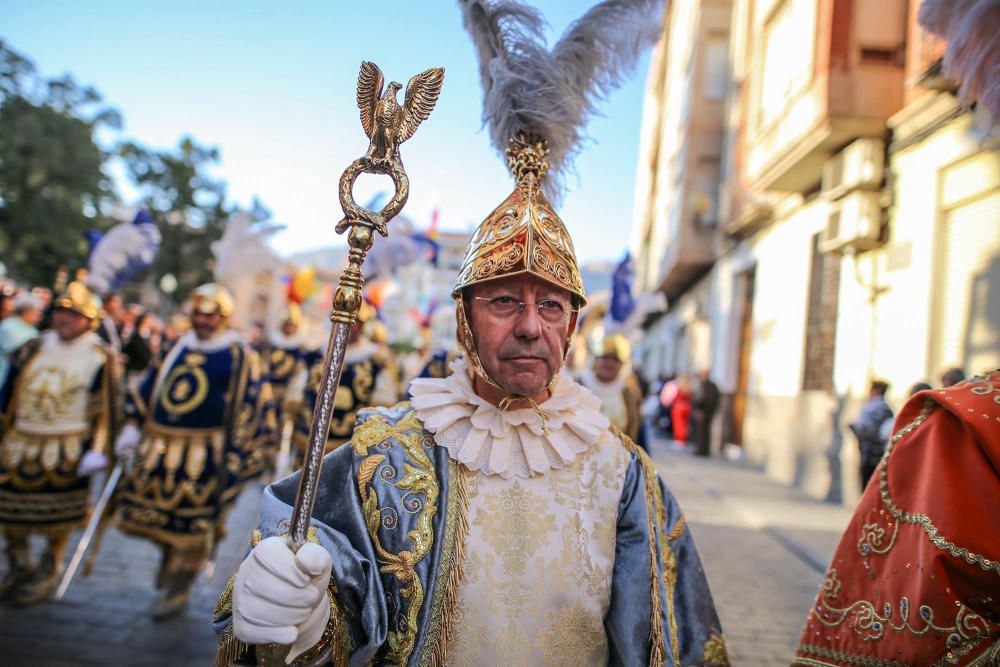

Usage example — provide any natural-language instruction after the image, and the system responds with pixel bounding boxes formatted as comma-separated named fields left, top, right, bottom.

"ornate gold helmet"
left=280, top=302, right=302, bottom=327
left=452, top=133, right=585, bottom=395
left=452, top=133, right=586, bottom=306
left=596, top=333, right=631, bottom=364
left=53, top=281, right=102, bottom=322
left=191, top=283, right=234, bottom=318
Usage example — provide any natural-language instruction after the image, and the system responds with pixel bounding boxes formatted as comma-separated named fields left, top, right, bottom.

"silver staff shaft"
left=287, top=320, right=351, bottom=552
left=55, top=459, right=124, bottom=600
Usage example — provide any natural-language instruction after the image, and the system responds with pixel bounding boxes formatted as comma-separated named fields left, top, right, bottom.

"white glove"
left=76, top=450, right=108, bottom=476
left=233, top=536, right=332, bottom=663
left=114, top=424, right=142, bottom=457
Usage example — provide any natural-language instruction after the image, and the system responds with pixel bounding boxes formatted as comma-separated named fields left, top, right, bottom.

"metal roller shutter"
left=938, top=190, right=1000, bottom=375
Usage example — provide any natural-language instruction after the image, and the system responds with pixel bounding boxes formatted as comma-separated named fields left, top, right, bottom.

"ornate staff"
left=256, top=61, right=443, bottom=666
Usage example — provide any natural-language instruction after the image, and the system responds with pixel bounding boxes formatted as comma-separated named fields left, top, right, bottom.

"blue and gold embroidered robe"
left=117, top=332, right=275, bottom=552
left=214, top=403, right=728, bottom=666
left=288, top=342, right=399, bottom=469
left=259, top=336, right=308, bottom=453
left=0, top=332, right=119, bottom=535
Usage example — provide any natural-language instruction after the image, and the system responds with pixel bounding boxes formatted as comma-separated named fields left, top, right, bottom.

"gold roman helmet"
left=53, top=281, right=102, bottom=324
left=280, top=302, right=302, bottom=327
left=190, top=283, right=234, bottom=318
left=452, top=132, right=586, bottom=304
left=452, top=132, right=585, bottom=396
left=596, top=333, right=631, bottom=364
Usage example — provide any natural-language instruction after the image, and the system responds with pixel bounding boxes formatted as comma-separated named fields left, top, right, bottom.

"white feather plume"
left=919, top=0, right=1000, bottom=129
left=86, top=215, right=161, bottom=295
left=459, top=0, right=665, bottom=201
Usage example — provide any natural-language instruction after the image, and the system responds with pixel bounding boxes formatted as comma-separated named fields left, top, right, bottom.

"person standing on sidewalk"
left=795, top=372, right=1000, bottom=666
left=692, top=369, right=720, bottom=457
left=849, top=380, right=894, bottom=489
left=114, top=283, right=275, bottom=619
left=671, top=374, right=694, bottom=448
left=0, top=282, right=120, bottom=605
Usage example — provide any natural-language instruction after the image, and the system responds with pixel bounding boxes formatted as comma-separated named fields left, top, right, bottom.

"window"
left=703, top=34, right=729, bottom=101
left=802, top=233, right=840, bottom=391
left=758, top=0, right=816, bottom=127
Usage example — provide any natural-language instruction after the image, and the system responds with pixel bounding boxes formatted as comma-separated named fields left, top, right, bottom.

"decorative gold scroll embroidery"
left=879, top=401, right=1000, bottom=577
left=354, top=409, right=439, bottom=665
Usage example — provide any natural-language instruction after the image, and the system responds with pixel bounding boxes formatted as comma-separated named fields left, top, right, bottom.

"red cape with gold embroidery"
left=794, top=372, right=1000, bottom=666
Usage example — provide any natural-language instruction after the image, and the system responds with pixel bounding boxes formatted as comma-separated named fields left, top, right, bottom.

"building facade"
left=632, top=0, right=999, bottom=503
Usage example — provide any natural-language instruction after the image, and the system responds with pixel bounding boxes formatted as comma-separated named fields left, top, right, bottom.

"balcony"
left=744, top=0, right=906, bottom=194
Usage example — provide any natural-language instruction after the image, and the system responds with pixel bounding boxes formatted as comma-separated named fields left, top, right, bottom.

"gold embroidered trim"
left=612, top=426, right=672, bottom=667
left=417, top=459, right=470, bottom=667
left=667, top=512, right=686, bottom=542
left=795, top=644, right=905, bottom=666
left=880, top=401, right=1000, bottom=576
left=355, top=410, right=439, bottom=666
left=701, top=631, right=731, bottom=666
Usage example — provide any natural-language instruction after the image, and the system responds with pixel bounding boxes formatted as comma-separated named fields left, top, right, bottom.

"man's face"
left=466, top=274, right=576, bottom=399
left=594, top=355, right=622, bottom=383
left=191, top=311, right=223, bottom=340
left=51, top=309, right=91, bottom=342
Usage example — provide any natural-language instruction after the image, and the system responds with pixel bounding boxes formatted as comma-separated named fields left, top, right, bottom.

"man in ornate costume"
left=114, top=283, right=275, bottom=619
left=214, top=2, right=727, bottom=664
left=285, top=302, right=399, bottom=470
left=259, top=303, right=309, bottom=468
left=580, top=333, right=643, bottom=443
left=0, top=283, right=119, bottom=605
left=793, top=373, right=1000, bottom=665
left=215, top=132, right=727, bottom=665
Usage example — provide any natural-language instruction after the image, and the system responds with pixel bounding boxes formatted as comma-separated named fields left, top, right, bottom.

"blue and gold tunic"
left=258, top=334, right=308, bottom=460
left=287, top=340, right=399, bottom=469
left=0, top=332, right=118, bottom=535
left=117, top=330, right=275, bottom=552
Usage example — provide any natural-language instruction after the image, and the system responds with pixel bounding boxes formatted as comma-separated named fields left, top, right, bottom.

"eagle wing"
left=397, top=67, right=445, bottom=144
left=357, top=61, right=384, bottom=139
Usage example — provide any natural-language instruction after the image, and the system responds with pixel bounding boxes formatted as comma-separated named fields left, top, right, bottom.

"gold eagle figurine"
left=357, top=61, right=444, bottom=164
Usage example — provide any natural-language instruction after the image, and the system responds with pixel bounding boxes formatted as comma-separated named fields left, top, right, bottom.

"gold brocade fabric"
left=446, top=430, right=629, bottom=666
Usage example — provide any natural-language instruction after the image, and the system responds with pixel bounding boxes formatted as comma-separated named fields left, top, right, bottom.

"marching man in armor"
left=114, top=283, right=275, bottom=619
left=0, top=282, right=120, bottom=606
left=285, top=301, right=399, bottom=470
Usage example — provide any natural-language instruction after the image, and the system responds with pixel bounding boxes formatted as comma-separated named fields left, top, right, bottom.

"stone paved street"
left=0, top=481, right=263, bottom=666
left=648, top=437, right=853, bottom=665
left=0, top=441, right=853, bottom=666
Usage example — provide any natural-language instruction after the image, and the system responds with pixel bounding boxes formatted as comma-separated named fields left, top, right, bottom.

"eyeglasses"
left=471, top=296, right=576, bottom=322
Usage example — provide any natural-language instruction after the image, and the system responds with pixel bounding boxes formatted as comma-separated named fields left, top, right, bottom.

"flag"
left=608, top=252, right=635, bottom=325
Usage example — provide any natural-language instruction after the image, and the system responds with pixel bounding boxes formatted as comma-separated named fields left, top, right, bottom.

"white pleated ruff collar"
left=409, top=358, right=610, bottom=479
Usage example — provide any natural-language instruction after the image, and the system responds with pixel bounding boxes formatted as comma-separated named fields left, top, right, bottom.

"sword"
left=55, top=459, right=125, bottom=600
left=255, top=61, right=443, bottom=666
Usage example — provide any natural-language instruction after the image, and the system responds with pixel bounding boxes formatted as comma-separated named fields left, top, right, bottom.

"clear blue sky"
left=4, top=1, right=652, bottom=263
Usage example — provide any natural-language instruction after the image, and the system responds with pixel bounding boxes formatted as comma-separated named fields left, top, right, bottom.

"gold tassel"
left=419, top=460, right=470, bottom=667
left=613, top=426, right=673, bottom=667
